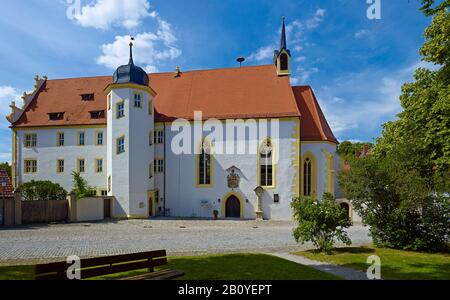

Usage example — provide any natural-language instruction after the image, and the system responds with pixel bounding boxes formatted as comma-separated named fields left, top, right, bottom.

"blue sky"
left=0, top=0, right=433, bottom=162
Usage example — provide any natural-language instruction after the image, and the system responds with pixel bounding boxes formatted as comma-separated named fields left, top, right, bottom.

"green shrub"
left=71, top=171, right=97, bottom=198
left=340, top=156, right=450, bottom=252
left=292, top=193, right=352, bottom=254
left=18, top=180, right=67, bottom=201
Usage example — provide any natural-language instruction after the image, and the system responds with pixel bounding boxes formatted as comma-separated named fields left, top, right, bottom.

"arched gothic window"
left=198, top=140, right=212, bottom=186
left=259, top=139, right=274, bottom=187
left=303, top=158, right=312, bottom=196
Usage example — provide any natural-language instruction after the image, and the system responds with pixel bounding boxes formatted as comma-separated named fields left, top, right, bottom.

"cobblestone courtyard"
left=0, top=219, right=371, bottom=266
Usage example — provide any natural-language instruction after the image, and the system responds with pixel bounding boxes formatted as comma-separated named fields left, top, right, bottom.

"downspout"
left=163, top=123, right=167, bottom=216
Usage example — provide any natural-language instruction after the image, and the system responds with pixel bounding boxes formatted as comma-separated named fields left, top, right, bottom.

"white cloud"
left=0, top=86, right=22, bottom=163
left=315, top=61, right=427, bottom=139
left=354, top=29, right=370, bottom=39
left=247, top=46, right=273, bottom=62
left=96, top=19, right=181, bottom=72
left=290, top=77, right=300, bottom=85
left=248, top=8, right=326, bottom=72
left=298, top=66, right=319, bottom=83
left=305, top=8, right=326, bottom=29
left=0, top=86, right=21, bottom=117
left=295, top=56, right=306, bottom=63
left=70, top=0, right=156, bottom=30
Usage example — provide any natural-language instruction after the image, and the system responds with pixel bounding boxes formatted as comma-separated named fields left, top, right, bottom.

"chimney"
left=174, top=66, right=181, bottom=78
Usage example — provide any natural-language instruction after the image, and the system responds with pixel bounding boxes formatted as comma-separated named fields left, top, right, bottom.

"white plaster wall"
left=76, top=197, right=104, bottom=222
left=154, top=124, right=165, bottom=215
left=108, top=88, right=131, bottom=217
left=107, top=88, right=154, bottom=218
left=300, top=142, right=337, bottom=200
left=17, top=127, right=107, bottom=193
left=128, top=90, right=154, bottom=217
left=164, top=119, right=299, bottom=220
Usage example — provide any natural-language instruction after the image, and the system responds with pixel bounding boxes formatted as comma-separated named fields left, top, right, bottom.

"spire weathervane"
left=129, top=37, right=135, bottom=65
left=280, top=16, right=287, bottom=51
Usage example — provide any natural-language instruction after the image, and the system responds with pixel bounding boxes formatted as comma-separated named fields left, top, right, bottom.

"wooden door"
left=104, top=198, right=111, bottom=219
left=225, top=196, right=241, bottom=218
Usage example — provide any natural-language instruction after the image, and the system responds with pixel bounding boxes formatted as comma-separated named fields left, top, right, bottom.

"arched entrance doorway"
left=340, top=203, right=350, bottom=218
left=225, top=196, right=241, bottom=218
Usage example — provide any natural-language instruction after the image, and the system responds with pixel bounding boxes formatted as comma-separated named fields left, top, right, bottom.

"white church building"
left=7, top=19, right=351, bottom=221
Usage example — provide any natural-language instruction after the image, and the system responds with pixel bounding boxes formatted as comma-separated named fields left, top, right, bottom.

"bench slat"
left=120, top=269, right=184, bottom=281
left=80, top=250, right=166, bottom=268
left=34, top=250, right=169, bottom=280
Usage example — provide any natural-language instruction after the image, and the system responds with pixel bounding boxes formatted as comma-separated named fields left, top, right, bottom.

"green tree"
left=292, top=193, right=352, bottom=254
left=336, top=141, right=373, bottom=160
left=18, top=180, right=67, bottom=201
left=340, top=1, right=450, bottom=252
left=0, top=162, right=11, bottom=178
left=71, top=171, right=97, bottom=198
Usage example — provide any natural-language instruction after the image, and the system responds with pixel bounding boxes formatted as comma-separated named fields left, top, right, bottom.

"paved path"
left=0, top=219, right=371, bottom=266
left=272, top=252, right=370, bottom=280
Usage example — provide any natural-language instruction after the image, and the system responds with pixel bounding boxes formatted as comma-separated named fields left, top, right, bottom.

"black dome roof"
left=112, top=40, right=149, bottom=86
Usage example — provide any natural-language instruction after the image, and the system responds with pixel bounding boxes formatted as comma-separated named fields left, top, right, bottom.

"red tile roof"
left=292, top=86, right=338, bottom=144
left=11, top=65, right=337, bottom=143
left=0, top=169, right=13, bottom=198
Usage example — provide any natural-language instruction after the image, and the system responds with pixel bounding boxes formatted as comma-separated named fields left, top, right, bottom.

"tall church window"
left=303, top=158, right=312, bottom=196
left=198, top=140, right=212, bottom=186
left=259, top=138, right=274, bottom=187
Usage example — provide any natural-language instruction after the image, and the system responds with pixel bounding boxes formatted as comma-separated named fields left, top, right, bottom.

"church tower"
left=274, top=17, right=291, bottom=76
left=104, top=38, right=157, bottom=218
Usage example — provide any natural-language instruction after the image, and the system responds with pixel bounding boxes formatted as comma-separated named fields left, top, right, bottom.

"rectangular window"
left=49, top=112, right=64, bottom=121
left=57, top=159, right=65, bottom=173
left=24, top=134, right=37, bottom=148
left=116, top=136, right=125, bottom=154
left=198, top=149, right=212, bottom=186
left=108, top=176, right=111, bottom=192
left=134, top=93, right=142, bottom=108
left=154, top=159, right=164, bottom=174
left=90, top=111, right=104, bottom=119
left=148, top=99, right=153, bottom=115
left=57, top=132, right=64, bottom=147
left=24, top=160, right=37, bottom=174
left=101, top=190, right=108, bottom=196
left=96, top=131, right=104, bottom=145
left=78, top=159, right=85, bottom=173
left=78, top=132, right=85, bottom=146
left=155, top=190, right=159, bottom=203
left=116, top=101, right=125, bottom=119
left=81, top=93, right=94, bottom=101
left=96, top=159, right=103, bottom=173
left=154, top=130, right=164, bottom=144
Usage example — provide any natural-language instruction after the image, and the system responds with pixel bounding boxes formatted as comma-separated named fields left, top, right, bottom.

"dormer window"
left=81, top=93, right=94, bottom=101
left=90, top=110, right=105, bottom=119
left=49, top=112, right=64, bottom=121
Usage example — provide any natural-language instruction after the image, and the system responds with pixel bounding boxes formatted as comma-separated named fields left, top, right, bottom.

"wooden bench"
left=35, top=250, right=184, bottom=280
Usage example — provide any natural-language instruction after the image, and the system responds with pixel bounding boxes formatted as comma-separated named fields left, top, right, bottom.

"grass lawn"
left=297, top=246, right=450, bottom=280
left=0, top=253, right=340, bottom=280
